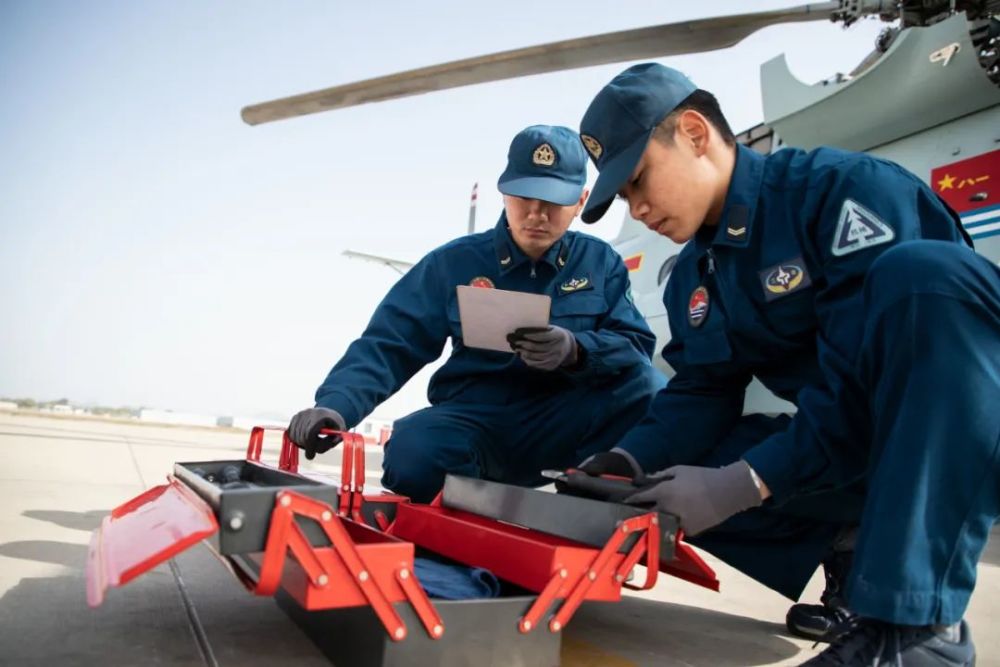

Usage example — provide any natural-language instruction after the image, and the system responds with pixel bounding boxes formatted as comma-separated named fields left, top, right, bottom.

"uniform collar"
left=695, top=144, right=765, bottom=251
left=493, top=212, right=572, bottom=274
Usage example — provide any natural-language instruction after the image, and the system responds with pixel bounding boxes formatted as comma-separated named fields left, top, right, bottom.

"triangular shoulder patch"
left=831, top=199, right=895, bottom=257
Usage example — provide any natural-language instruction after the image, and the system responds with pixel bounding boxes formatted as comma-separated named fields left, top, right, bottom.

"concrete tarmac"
left=0, top=411, right=996, bottom=666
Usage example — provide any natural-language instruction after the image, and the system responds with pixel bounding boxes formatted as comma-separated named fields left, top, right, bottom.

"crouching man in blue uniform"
left=288, top=124, right=660, bottom=504
left=576, top=64, right=999, bottom=666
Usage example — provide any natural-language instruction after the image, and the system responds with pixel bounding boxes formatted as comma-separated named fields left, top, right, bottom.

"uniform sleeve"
left=742, top=159, right=969, bottom=501
left=614, top=308, right=752, bottom=473
left=313, top=254, right=450, bottom=428
left=571, top=251, right=657, bottom=377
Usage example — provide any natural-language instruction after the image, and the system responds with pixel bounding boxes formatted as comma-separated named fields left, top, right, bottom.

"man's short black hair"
left=653, top=89, right=736, bottom=146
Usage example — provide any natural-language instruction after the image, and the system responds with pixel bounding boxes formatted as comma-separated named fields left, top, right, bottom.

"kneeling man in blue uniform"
left=289, top=125, right=660, bottom=504
left=577, top=64, right=998, bottom=666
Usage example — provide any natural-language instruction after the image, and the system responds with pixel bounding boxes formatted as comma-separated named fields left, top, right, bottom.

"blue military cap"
left=579, top=63, right=697, bottom=223
left=497, top=125, right=587, bottom=206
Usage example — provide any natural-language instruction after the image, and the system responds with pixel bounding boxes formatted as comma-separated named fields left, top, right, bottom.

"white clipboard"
left=456, top=285, right=551, bottom=353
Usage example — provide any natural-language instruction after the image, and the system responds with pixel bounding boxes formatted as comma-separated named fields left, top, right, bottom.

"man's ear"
left=577, top=188, right=590, bottom=213
left=676, top=110, right=711, bottom=157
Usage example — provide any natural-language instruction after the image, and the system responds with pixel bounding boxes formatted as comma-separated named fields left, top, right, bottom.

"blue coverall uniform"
left=616, top=143, right=1000, bottom=625
left=315, top=214, right=661, bottom=502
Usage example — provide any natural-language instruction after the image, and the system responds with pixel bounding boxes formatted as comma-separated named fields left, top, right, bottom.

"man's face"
left=618, top=127, right=719, bottom=244
left=503, top=191, right=586, bottom=260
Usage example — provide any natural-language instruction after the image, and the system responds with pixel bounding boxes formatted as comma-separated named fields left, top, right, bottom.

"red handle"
left=246, top=426, right=299, bottom=473
left=319, top=429, right=366, bottom=518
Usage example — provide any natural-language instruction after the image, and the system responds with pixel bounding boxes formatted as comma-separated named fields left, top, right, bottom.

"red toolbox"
left=87, top=426, right=718, bottom=666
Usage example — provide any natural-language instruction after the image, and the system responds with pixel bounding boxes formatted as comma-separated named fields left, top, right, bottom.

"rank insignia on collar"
left=688, top=286, right=710, bottom=327
left=725, top=205, right=749, bottom=240
left=500, top=255, right=512, bottom=266
left=559, top=276, right=590, bottom=293
left=532, top=143, right=556, bottom=166
left=469, top=276, right=495, bottom=289
left=758, top=258, right=812, bottom=302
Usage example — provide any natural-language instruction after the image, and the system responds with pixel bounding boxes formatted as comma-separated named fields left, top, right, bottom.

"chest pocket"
left=551, top=292, right=606, bottom=332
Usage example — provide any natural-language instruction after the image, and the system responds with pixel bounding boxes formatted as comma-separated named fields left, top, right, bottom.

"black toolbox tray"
left=174, top=460, right=339, bottom=555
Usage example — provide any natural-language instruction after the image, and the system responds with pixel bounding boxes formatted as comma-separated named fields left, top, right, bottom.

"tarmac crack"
left=120, top=432, right=220, bottom=667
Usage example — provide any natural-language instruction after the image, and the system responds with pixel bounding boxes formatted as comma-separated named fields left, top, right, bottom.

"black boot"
left=787, top=549, right=855, bottom=642
left=799, top=618, right=976, bottom=666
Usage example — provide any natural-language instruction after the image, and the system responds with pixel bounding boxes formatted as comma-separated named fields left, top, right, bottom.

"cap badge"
left=688, top=286, right=710, bottom=327
left=581, top=134, right=603, bottom=160
left=532, top=143, right=556, bottom=166
left=469, top=276, right=495, bottom=289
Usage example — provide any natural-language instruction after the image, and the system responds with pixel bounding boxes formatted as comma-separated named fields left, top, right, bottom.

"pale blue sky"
left=0, top=1, right=885, bottom=421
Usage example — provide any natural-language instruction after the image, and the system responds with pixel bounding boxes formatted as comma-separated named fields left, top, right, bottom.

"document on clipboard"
left=456, top=285, right=551, bottom=353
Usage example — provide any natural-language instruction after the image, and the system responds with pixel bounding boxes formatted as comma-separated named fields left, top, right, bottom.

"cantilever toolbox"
left=87, top=426, right=718, bottom=666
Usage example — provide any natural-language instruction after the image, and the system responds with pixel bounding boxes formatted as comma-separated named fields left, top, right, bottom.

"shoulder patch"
left=831, top=199, right=895, bottom=257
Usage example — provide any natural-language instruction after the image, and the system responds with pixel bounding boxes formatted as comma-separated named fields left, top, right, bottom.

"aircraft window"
left=657, top=256, right=678, bottom=286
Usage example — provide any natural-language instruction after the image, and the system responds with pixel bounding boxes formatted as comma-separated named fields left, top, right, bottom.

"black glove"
left=287, top=407, right=346, bottom=460
left=507, top=326, right=578, bottom=371
left=577, top=449, right=641, bottom=480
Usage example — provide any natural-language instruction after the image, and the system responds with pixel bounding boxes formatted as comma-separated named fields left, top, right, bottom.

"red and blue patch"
left=688, top=286, right=710, bottom=327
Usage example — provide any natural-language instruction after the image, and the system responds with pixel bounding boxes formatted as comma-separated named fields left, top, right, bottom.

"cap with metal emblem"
left=579, top=63, right=697, bottom=223
left=497, top=125, right=588, bottom=206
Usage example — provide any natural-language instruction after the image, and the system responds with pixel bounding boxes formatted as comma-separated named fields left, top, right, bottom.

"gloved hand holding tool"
left=541, top=468, right=643, bottom=503
left=623, top=462, right=763, bottom=536
left=288, top=407, right=346, bottom=460
left=577, top=449, right=642, bottom=479
left=507, top=326, right=578, bottom=371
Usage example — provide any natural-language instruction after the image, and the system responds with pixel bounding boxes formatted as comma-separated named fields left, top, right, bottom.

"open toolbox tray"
left=87, top=425, right=718, bottom=666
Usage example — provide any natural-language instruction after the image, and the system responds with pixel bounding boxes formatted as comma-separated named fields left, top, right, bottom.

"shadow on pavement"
left=568, top=595, right=807, bottom=666
left=0, top=570, right=204, bottom=666
left=0, top=539, right=87, bottom=569
left=23, top=509, right=107, bottom=532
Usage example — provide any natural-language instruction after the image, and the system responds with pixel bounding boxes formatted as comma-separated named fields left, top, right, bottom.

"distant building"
left=139, top=408, right=217, bottom=428
left=357, top=417, right=393, bottom=446
left=0, top=401, right=17, bottom=411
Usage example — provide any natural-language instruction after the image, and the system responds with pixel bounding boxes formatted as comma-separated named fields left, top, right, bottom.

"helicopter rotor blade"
left=242, top=2, right=840, bottom=125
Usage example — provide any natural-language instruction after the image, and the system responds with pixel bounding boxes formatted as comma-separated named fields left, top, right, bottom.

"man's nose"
left=629, top=198, right=651, bottom=224
left=526, top=201, right=549, bottom=221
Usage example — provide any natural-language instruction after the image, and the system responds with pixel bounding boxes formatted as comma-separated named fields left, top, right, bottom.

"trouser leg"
left=498, top=363, right=661, bottom=486
left=381, top=404, right=494, bottom=503
left=846, top=241, right=1000, bottom=624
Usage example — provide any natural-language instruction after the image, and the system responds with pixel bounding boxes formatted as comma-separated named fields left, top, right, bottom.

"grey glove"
left=288, top=407, right=346, bottom=460
left=625, top=461, right=762, bottom=536
left=508, top=325, right=578, bottom=371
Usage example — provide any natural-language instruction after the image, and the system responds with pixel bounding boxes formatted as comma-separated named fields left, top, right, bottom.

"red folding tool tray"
left=87, top=426, right=718, bottom=666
